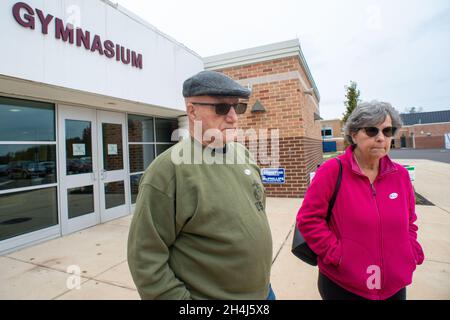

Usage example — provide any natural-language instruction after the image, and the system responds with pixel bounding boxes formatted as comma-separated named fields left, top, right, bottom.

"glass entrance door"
left=97, top=111, right=129, bottom=222
left=59, top=106, right=99, bottom=235
left=59, top=107, right=130, bottom=235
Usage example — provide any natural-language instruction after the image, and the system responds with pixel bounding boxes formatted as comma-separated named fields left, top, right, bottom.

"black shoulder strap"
left=326, top=158, right=342, bottom=222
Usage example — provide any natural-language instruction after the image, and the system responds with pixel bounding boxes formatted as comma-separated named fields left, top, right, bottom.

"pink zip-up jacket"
left=297, top=146, right=425, bottom=300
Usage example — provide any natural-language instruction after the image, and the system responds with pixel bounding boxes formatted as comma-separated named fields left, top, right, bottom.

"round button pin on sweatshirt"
left=244, top=169, right=252, bottom=176
left=389, top=193, right=398, bottom=200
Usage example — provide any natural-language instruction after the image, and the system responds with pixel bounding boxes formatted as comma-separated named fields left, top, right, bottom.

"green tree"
left=342, top=81, right=361, bottom=124
left=405, top=107, right=423, bottom=113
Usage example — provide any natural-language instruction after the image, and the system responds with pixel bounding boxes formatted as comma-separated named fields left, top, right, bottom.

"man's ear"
left=187, top=103, right=197, bottom=121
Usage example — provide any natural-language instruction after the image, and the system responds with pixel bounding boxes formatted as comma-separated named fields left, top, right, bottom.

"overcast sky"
left=116, top=0, right=450, bottom=120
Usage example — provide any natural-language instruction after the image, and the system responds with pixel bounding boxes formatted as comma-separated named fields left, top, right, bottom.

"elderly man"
left=127, top=71, right=274, bottom=300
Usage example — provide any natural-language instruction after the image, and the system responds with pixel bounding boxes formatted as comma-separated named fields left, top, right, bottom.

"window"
left=128, top=115, right=178, bottom=204
left=129, top=144, right=155, bottom=173
left=155, top=118, right=178, bottom=143
left=67, top=186, right=94, bottom=219
left=128, top=115, right=154, bottom=143
left=104, top=181, right=126, bottom=210
left=130, top=174, right=143, bottom=204
left=0, top=144, right=57, bottom=190
left=102, top=123, right=124, bottom=171
left=65, top=120, right=93, bottom=175
left=0, top=97, right=58, bottom=242
left=0, top=187, right=58, bottom=241
left=0, top=97, right=55, bottom=141
left=321, top=128, right=333, bottom=138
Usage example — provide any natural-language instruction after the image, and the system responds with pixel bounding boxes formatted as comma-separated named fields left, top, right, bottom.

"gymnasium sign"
left=12, top=2, right=144, bottom=69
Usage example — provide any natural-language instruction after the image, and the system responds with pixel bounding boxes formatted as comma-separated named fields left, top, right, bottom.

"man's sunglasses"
left=360, top=126, right=398, bottom=138
left=191, top=102, right=248, bottom=115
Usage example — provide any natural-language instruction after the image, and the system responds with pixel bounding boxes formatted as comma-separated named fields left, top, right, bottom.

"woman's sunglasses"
left=191, top=102, right=248, bottom=115
left=361, top=126, right=398, bottom=138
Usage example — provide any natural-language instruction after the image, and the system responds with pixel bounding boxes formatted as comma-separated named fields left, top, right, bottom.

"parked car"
left=8, top=161, right=45, bottom=179
left=0, top=164, right=9, bottom=177
left=39, top=161, right=56, bottom=175
left=68, top=158, right=92, bottom=174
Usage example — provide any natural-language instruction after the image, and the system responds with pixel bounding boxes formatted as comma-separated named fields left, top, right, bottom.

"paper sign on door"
left=108, top=144, right=118, bottom=155
left=73, top=144, right=86, bottom=156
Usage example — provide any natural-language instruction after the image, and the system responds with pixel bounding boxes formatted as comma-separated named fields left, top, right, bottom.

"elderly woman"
left=297, top=101, right=424, bottom=300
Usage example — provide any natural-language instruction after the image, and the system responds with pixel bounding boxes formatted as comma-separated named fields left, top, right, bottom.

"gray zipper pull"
left=371, top=183, right=377, bottom=196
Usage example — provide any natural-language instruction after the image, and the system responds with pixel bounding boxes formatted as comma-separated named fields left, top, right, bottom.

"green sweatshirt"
left=127, top=138, right=273, bottom=300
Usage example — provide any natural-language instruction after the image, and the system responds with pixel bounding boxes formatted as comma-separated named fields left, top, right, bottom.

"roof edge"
left=99, top=0, right=202, bottom=59
left=204, top=39, right=320, bottom=101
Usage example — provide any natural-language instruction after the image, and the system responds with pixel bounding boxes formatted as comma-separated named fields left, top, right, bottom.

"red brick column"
left=215, top=56, right=323, bottom=197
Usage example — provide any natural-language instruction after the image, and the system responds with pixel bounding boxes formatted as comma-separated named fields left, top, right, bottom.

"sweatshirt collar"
left=344, top=145, right=397, bottom=178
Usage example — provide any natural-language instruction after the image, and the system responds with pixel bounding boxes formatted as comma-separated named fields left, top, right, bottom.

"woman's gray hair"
left=344, top=100, right=403, bottom=145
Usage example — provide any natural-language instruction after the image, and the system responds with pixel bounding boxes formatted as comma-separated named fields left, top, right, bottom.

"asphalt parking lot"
left=390, top=149, right=450, bottom=163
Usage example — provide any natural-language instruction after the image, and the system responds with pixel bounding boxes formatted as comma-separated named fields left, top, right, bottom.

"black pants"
left=318, top=273, right=406, bottom=300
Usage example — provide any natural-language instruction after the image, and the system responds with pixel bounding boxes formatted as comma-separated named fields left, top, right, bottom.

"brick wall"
left=320, top=119, right=346, bottom=152
left=415, top=136, right=444, bottom=149
left=321, top=119, right=343, bottom=139
left=394, top=123, right=450, bottom=149
left=213, top=56, right=323, bottom=197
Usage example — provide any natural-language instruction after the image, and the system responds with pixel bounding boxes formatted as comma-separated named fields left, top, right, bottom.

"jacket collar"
left=343, top=145, right=397, bottom=178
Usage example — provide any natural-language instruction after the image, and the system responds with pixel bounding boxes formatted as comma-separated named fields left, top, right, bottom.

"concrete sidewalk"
left=1, top=160, right=449, bottom=300
left=394, top=158, right=450, bottom=214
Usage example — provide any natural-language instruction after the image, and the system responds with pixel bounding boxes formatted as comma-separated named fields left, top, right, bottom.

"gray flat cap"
left=183, top=70, right=251, bottom=98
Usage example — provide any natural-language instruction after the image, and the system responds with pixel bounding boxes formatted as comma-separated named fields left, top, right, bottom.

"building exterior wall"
left=0, top=0, right=204, bottom=112
left=321, top=119, right=345, bottom=152
left=395, top=123, right=450, bottom=149
left=321, top=119, right=343, bottom=139
left=210, top=55, right=322, bottom=198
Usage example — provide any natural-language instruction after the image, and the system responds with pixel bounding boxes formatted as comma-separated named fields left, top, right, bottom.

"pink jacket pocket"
left=334, top=238, right=377, bottom=293
left=383, top=240, right=417, bottom=291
